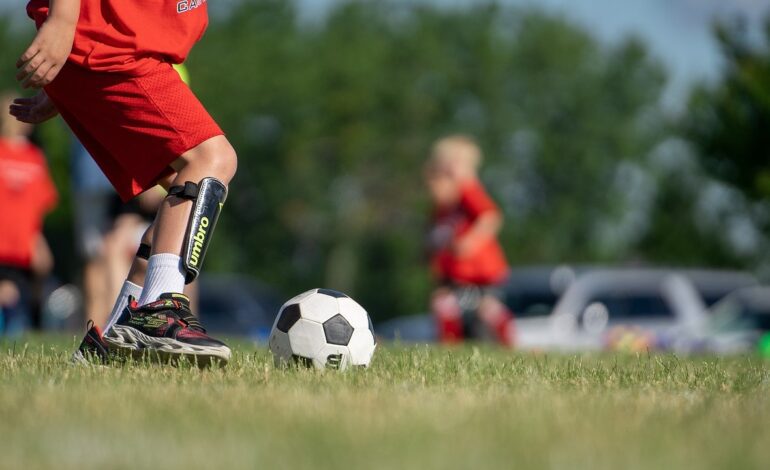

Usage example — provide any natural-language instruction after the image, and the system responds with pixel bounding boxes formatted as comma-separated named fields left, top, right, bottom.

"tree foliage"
left=686, top=17, right=770, bottom=205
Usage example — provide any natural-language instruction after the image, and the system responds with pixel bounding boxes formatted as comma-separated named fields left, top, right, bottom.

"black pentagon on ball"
left=323, top=314, right=354, bottom=345
left=276, top=303, right=302, bottom=333
left=317, top=288, right=349, bottom=299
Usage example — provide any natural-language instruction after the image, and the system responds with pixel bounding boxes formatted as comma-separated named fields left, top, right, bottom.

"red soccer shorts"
left=45, top=61, right=223, bottom=202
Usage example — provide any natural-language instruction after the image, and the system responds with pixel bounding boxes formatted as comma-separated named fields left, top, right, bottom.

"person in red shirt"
left=0, top=92, right=57, bottom=333
left=425, top=135, right=514, bottom=346
left=9, top=0, right=235, bottom=364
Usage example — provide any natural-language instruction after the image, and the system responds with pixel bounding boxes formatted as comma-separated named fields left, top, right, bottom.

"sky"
left=3, top=0, right=769, bottom=110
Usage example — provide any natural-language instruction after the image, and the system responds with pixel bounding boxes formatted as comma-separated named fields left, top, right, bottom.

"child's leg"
left=477, top=294, right=515, bottom=347
left=150, top=136, right=237, bottom=257
left=137, top=135, right=236, bottom=305
left=431, top=287, right=465, bottom=343
left=48, top=61, right=236, bottom=362
left=102, top=136, right=235, bottom=324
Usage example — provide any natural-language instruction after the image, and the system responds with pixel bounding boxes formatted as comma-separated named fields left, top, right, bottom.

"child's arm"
left=16, top=0, right=80, bottom=89
left=454, top=210, right=502, bottom=258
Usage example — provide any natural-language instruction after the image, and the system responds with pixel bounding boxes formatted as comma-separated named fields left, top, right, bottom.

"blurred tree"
left=676, top=16, right=770, bottom=274
left=634, top=146, right=753, bottom=268
left=686, top=17, right=770, bottom=209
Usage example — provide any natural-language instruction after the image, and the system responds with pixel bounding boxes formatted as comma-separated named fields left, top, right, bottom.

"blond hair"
left=429, top=135, right=482, bottom=179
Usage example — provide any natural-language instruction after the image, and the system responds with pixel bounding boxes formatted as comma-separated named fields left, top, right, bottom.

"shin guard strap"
left=168, top=182, right=199, bottom=200
left=136, top=243, right=152, bottom=261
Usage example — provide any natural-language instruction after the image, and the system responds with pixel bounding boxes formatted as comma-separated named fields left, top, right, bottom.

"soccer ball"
left=269, top=288, right=376, bottom=370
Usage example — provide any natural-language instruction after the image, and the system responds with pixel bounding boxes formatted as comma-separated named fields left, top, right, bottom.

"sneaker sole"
left=104, top=325, right=231, bottom=366
left=70, top=350, right=91, bottom=366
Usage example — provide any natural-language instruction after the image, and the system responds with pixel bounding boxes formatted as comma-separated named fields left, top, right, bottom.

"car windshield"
left=583, top=292, right=673, bottom=320
left=506, top=292, right=558, bottom=318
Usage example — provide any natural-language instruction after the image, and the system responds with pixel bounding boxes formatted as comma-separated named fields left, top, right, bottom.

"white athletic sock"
left=138, top=254, right=186, bottom=306
left=103, top=280, right=142, bottom=333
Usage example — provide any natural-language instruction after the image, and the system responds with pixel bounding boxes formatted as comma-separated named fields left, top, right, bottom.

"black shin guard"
left=167, top=177, right=228, bottom=284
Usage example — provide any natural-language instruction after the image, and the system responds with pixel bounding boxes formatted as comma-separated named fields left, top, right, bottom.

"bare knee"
left=174, top=136, right=238, bottom=185
left=431, top=288, right=460, bottom=317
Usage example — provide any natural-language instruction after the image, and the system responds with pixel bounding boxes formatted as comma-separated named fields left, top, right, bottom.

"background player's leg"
left=138, top=135, right=237, bottom=305
left=478, top=294, right=515, bottom=347
left=432, top=287, right=465, bottom=343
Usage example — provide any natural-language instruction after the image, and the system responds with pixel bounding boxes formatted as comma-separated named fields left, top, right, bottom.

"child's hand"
left=16, top=16, right=76, bottom=89
left=8, top=91, right=59, bottom=124
left=452, top=212, right=502, bottom=258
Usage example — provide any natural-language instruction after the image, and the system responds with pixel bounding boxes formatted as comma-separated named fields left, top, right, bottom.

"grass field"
left=1, top=335, right=769, bottom=470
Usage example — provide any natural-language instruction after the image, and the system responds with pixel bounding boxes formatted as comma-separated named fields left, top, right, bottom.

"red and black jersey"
left=429, top=179, right=508, bottom=285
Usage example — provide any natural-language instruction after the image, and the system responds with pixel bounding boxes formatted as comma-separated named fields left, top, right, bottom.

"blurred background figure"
left=0, top=92, right=57, bottom=334
left=69, top=138, right=117, bottom=327
left=425, top=135, right=514, bottom=346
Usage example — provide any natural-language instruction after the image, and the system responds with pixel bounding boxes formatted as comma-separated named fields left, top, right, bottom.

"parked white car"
left=669, top=286, right=770, bottom=355
left=514, top=269, right=713, bottom=351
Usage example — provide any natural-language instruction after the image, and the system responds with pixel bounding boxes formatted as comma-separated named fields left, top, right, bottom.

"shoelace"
left=134, top=300, right=206, bottom=332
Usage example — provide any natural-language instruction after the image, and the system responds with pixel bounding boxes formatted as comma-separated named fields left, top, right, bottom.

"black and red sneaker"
left=71, top=321, right=111, bottom=365
left=103, top=293, right=231, bottom=366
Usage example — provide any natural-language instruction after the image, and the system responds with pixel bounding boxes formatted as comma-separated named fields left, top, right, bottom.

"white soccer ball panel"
left=299, top=293, right=340, bottom=324
left=272, top=289, right=319, bottom=331
left=287, top=318, right=325, bottom=358
left=337, top=297, right=370, bottom=329
left=284, top=288, right=318, bottom=307
left=268, top=329, right=293, bottom=366
left=347, top=328, right=376, bottom=366
left=312, top=344, right=351, bottom=370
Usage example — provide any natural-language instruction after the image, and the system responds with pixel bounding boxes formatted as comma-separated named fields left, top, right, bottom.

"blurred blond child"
left=425, top=135, right=514, bottom=346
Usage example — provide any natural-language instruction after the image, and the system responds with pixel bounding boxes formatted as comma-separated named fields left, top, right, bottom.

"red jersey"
left=0, top=138, right=58, bottom=269
left=430, top=179, right=508, bottom=285
left=27, top=0, right=209, bottom=75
